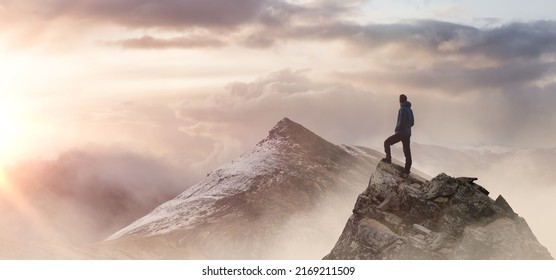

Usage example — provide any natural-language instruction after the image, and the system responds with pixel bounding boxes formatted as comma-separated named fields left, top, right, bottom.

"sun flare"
left=0, top=106, right=26, bottom=165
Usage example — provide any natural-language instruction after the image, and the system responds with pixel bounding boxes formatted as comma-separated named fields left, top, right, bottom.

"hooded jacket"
left=395, top=101, right=414, bottom=137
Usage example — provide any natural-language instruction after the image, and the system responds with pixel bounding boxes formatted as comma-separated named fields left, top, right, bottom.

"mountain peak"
left=325, top=161, right=553, bottom=260
left=266, top=117, right=331, bottom=149
left=269, top=117, right=308, bottom=137
left=104, top=118, right=382, bottom=259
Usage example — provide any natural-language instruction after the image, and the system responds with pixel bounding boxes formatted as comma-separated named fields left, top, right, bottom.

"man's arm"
left=395, top=109, right=402, bottom=132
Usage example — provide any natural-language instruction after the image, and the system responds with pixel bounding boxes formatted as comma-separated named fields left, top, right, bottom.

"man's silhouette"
left=382, top=94, right=414, bottom=176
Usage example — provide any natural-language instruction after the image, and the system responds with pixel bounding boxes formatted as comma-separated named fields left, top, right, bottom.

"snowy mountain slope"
left=102, top=118, right=383, bottom=259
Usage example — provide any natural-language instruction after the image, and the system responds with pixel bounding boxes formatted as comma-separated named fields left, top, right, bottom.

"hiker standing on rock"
left=382, top=94, right=414, bottom=176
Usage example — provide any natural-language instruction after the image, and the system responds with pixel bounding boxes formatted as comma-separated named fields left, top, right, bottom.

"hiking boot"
left=381, top=157, right=391, bottom=163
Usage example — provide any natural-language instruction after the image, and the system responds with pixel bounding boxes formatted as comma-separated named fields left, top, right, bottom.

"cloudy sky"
left=1, top=0, right=556, bottom=172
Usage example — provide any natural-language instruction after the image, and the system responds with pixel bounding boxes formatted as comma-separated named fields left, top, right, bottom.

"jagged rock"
left=412, top=224, right=432, bottom=235
left=357, top=218, right=400, bottom=251
left=382, top=212, right=403, bottom=228
left=324, top=161, right=553, bottom=260
left=457, top=177, right=478, bottom=184
left=377, top=192, right=400, bottom=211
left=424, top=173, right=460, bottom=199
left=495, top=195, right=515, bottom=216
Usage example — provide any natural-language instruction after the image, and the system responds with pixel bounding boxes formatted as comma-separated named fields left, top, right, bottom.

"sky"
left=1, top=0, right=556, bottom=169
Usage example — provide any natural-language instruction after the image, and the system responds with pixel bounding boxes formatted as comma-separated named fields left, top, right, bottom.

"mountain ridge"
left=101, top=118, right=381, bottom=259
left=108, top=117, right=358, bottom=239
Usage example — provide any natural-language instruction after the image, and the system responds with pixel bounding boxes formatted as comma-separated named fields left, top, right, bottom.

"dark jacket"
left=395, top=101, right=414, bottom=137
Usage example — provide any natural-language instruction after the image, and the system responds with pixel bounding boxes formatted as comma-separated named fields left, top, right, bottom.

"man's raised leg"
left=402, top=137, right=412, bottom=173
left=383, top=134, right=402, bottom=163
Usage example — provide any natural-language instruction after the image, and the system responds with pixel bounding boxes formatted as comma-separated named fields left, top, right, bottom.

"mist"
left=0, top=146, right=194, bottom=258
left=264, top=189, right=363, bottom=259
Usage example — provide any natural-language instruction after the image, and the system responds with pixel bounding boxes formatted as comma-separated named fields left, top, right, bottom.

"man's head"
left=399, top=94, right=407, bottom=104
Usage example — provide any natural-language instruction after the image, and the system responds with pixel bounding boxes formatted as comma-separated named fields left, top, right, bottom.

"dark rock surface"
left=324, top=162, right=553, bottom=260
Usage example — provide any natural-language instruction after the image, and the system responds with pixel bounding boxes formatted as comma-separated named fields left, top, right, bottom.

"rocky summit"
left=324, top=161, right=553, bottom=260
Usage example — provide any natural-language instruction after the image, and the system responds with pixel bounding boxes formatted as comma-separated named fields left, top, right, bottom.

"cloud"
left=0, top=0, right=366, bottom=49
left=172, top=69, right=556, bottom=150
left=443, top=21, right=556, bottom=61
left=4, top=1, right=556, bottom=154
left=337, top=60, right=556, bottom=93
left=1, top=0, right=266, bottom=29
left=66, top=100, right=221, bottom=166
left=174, top=69, right=394, bottom=144
left=0, top=0, right=272, bottom=49
left=39, top=66, right=554, bottom=179
left=493, top=82, right=556, bottom=146
left=2, top=146, right=192, bottom=243
left=6, top=0, right=556, bottom=62
left=0, top=0, right=351, bottom=31
left=117, top=34, right=225, bottom=49
left=278, top=20, right=556, bottom=61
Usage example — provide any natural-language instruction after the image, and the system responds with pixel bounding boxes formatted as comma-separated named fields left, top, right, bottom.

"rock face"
left=324, top=162, right=553, bottom=260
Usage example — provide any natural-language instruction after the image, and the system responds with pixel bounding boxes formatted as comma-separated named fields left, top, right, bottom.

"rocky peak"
left=267, top=118, right=330, bottom=148
left=324, top=161, right=553, bottom=260
left=269, top=117, right=302, bottom=136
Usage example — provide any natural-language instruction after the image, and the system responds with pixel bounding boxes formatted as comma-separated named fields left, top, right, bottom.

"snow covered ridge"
left=109, top=131, right=291, bottom=239
left=108, top=118, right=377, bottom=241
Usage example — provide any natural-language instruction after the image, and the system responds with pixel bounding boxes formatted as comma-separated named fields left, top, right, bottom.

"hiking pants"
left=384, top=133, right=412, bottom=173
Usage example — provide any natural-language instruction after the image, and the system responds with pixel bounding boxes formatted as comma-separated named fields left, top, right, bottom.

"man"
left=382, top=94, right=414, bottom=176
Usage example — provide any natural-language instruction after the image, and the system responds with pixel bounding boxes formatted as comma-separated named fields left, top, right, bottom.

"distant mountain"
left=324, top=161, right=553, bottom=259
left=99, top=118, right=382, bottom=259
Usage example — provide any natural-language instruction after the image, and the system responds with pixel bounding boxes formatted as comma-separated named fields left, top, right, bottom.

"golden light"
left=0, top=167, right=10, bottom=193
left=0, top=111, right=20, bottom=144
left=0, top=105, right=25, bottom=165
left=0, top=165, right=50, bottom=237
left=0, top=51, right=36, bottom=165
